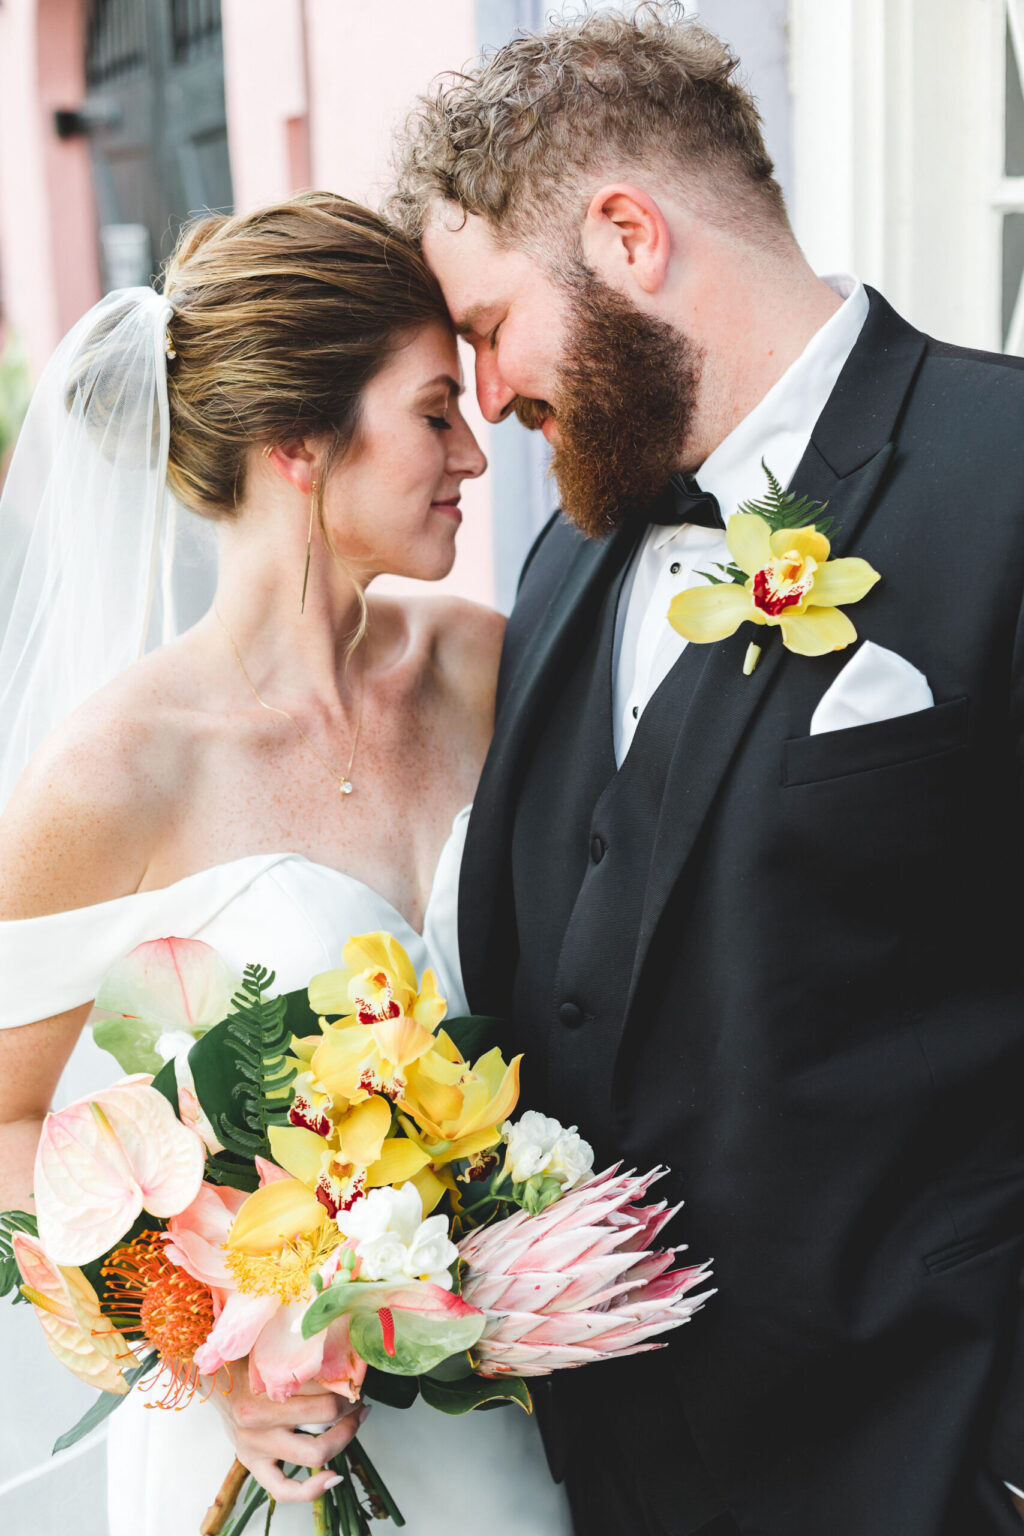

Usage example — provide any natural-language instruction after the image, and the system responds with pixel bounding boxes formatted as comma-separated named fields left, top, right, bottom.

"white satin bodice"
left=0, top=806, right=470, bottom=1032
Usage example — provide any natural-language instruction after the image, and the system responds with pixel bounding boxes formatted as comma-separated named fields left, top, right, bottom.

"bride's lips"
left=431, top=498, right=462, bottom=524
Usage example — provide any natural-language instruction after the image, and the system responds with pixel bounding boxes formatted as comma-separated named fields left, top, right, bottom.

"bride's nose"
left=448, top=413, right=487, bottom=481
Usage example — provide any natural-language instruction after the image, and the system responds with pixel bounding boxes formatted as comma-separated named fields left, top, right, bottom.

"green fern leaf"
left=215, top=964, right=298, bottom=1159
left=738, top=458, right=835, bottom=539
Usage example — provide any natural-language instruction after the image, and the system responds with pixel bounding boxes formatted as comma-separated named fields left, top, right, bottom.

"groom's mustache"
left=511, top=396, right=553, bottom=431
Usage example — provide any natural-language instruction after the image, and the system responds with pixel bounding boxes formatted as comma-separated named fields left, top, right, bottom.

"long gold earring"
left=301, top=479, right=316, bottom=614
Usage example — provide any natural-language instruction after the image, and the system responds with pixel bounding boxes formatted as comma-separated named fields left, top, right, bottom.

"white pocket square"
left=809, top=641, right=933, bottom=736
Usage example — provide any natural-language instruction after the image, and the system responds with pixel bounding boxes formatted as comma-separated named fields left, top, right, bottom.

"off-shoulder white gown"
left=0, top=809, right=572, bottom=1536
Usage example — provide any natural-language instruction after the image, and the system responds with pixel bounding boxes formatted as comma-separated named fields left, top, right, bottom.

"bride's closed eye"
left=426, top=415, right=453, bottom=431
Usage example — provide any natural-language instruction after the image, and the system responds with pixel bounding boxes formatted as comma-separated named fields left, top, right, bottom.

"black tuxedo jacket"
left=458, top=290, right=1024, bottom=1535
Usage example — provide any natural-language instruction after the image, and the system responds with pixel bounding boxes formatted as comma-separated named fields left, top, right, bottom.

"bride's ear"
left=261, top=439, right=316, bottom=494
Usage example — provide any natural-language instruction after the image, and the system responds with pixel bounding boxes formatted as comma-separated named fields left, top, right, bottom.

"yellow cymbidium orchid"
left=308, top=932, right=448, bottom=1033
left=268, top=1094, right=431, bottom=1218
left=403, top=1043, right=522, bottom=1146
left=668, top=513, right=880, bottom=659
left=311, top=1010, right=437, bottom=1106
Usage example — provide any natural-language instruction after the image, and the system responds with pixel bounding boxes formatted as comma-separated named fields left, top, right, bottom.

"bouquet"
left=1, top=931, right=713, bottom=1534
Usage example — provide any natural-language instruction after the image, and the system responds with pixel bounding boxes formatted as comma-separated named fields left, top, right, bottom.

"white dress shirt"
left=612, top=274, right=869, bottom=764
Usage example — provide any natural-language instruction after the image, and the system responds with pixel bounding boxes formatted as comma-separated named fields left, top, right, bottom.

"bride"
left=0, top=193, right=572, bottom=1535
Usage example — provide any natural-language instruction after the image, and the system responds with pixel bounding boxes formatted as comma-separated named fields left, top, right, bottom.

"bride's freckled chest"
left=146, top=620, right=479, bottom=933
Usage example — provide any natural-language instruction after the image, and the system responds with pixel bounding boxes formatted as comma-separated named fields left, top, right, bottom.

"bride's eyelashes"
left=426, top=415, right=453, bottom=431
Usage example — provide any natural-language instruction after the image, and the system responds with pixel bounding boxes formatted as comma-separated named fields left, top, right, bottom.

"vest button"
left=559, top=1001, right=584, bottom=1030
left=590, top=834, right=606, bottom=864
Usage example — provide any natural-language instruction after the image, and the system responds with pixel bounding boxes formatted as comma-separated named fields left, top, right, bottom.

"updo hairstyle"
left=161, top=191, right=449, bottom=522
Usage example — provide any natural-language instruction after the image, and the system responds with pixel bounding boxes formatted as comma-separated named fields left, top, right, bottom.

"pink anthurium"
left=35, top=1080, right=205, bottom=1265
left=13, top=1231, right=135, bottom=1393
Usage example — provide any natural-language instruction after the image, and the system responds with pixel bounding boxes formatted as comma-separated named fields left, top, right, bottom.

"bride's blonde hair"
left=162, top=191, right=447, bottom=517
left=160, top=191, right=448, bottom=652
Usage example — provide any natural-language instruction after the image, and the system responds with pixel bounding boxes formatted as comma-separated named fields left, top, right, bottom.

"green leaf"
left=90, top=1016, right=167, bottom=1076
left=440, top=1015, right=511, bottom=1061
left=281, top=985, right=321, bottom=1041
left=0, top=1209, right=38, bottom=1302
left=149, top=1057, right=179, bottom=1112
left=419, top=1373, right=533, bottom=1416
left=424, top=1349, right=474, bottom=1381
left=361, top=1366, right=420, bottom=1410
left=52, top=1351, right=158, bottom=1452
left=348, top=1304, right=484, bottom=1377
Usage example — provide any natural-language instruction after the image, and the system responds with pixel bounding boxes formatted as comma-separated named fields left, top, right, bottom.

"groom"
left=390, top=7, right=1024, bottom=1534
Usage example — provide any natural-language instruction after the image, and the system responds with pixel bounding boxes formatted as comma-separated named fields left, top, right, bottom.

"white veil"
left=0, top=286, right=216, bottom=808
left=0, top=290, right=217, bottom=1532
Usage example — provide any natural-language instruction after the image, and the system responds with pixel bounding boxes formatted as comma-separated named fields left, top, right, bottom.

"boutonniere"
left=667, top=461, right=880, bottom=674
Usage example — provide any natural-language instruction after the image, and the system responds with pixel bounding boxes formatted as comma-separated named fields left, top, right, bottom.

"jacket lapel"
left=622, top=288, right=927, bottom=1014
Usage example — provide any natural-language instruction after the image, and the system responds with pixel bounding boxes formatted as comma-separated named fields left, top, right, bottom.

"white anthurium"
left=90, top=937, right=241, bottom=1075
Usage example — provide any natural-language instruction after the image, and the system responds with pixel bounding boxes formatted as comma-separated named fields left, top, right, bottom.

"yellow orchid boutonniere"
left=667, top=462, right=880, bottom=673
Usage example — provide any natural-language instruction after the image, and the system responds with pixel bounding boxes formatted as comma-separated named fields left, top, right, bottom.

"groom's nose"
left=474, top=350, right=518, bottom=425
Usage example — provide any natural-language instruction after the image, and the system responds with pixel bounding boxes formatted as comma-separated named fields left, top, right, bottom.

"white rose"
left=352, top=1232, right=409, bottom=1283
left=404, top=1215, right=458, bottom=1288
left=502, top=1111, right=564, bottom=1183
left=337, top=1182, right=424, bottom=1246
left=546, top=1127, right=595, bottom=1191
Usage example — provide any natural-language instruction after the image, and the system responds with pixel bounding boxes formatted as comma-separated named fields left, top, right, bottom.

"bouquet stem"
left=201, top=1459, right=249, bottom=1534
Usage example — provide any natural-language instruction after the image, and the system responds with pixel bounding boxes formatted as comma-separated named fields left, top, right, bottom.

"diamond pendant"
left=339, top=779, right=353, bottom=796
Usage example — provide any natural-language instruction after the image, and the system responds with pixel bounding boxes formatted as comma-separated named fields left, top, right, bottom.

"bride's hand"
left=210, top=1360, right=369, bottom=1503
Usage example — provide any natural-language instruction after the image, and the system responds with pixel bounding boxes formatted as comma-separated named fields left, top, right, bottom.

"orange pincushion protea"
left=101, top=1230, right=216, bottom=1407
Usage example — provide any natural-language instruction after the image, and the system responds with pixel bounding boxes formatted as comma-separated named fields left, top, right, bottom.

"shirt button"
left=670, top=562, right=681, bottom=575
left=590, top=834, right=606, bottom=864
left=559, top=1001, right=584, bottom=1030
left=631, top=705, right=639, bottom=719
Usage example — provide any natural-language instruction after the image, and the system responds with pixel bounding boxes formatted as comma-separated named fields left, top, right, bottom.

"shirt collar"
left=652, top=274, right=869, bottom=550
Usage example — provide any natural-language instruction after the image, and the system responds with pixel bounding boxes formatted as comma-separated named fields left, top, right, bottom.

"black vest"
left=509, top=550, right=726, bottom=1534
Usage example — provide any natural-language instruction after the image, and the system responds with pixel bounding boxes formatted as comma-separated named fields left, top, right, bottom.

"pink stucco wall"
left=221, top=0, right=494, bottom=605
left=0, top=0, right=493, bottom=604
left=0, top=0, right=99, bottom=375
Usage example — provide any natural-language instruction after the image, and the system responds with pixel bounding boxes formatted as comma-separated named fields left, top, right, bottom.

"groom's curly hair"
left=387, top=1, right=787, bottom=254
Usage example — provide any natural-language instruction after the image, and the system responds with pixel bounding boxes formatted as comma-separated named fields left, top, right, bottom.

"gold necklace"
left=214, top=603, right=363, bottom=796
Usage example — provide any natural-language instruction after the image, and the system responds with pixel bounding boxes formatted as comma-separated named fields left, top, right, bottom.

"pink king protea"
left=457, top=1165, right=714, bottom=1377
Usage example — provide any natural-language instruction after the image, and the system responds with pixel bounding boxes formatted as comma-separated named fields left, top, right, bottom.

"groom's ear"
left=581, top=184, right=671, bottom=297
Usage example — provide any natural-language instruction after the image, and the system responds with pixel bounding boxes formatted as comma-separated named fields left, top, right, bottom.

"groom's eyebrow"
left=452, top=306, right=490, bottom=337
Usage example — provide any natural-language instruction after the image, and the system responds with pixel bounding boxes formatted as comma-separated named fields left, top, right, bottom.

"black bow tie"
left=648, top=473, right=724, bottom=530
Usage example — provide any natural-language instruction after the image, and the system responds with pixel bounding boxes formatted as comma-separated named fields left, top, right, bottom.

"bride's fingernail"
left=322, top=1474, right=343, bottom=1490
left=357, top=1404, right=371, bottom=1424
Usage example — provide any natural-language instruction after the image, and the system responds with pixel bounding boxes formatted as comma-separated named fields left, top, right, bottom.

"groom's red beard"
left=513, top=264, right=703, bottom=539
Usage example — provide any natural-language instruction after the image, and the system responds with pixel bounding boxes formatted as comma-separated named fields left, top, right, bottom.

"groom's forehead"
left=422, top=210, right=533, bottom=324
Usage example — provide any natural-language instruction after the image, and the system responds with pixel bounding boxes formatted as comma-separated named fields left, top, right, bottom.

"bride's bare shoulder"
left=375, top=593, right=505, bottom=706
left=0, top=646, right=194, bottom=918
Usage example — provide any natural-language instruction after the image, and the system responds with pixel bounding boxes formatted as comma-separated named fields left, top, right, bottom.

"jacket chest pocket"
left=781, top=696, right=969, bottom=787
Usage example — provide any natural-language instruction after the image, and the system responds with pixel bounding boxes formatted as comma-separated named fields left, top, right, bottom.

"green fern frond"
left=739, top=458, right=835, bottom=539
left=212, top=964, right=297, bottom=1160
left=0, top=1210, right=38, bottom=1302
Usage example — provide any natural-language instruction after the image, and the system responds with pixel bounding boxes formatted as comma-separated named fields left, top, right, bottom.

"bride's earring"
left=301, top=479, right=316, bottom=614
